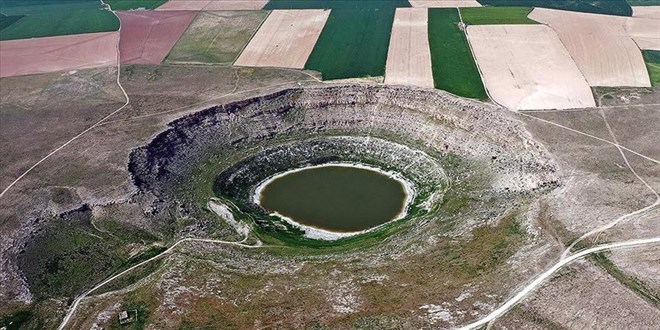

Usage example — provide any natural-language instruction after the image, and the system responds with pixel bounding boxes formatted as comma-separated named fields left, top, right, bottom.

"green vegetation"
left=428, top=8, right=488, bottom=99
left=461, top=7, right=538, bottom=25
left=0, top=0, right=119, bottom=40
left=305, top=9, right=396, bottom=80
left=105, top=0, right=168, bottom=10
left=0, top=14, right=24, bottom=31
left=1, top=310, right=37, bottom=330
left=643, top=50, right=660, bottom=86
left=264, top=0, right=411, bottom=9
left=166, top=11, right=269, bottom=65
left=627, top=0, right=660, bottom=5
left=591, top=252, right=659, bottom=306
left=477, top=0, right=633, bottom=16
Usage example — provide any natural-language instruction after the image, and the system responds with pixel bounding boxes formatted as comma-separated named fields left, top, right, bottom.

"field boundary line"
left=0, top=0, right=129, bottom=200
left=232, top=9, right=272, bottom=66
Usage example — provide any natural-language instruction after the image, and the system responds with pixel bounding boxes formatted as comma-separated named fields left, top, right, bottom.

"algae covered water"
left=258, top=165, right=408, bottom=233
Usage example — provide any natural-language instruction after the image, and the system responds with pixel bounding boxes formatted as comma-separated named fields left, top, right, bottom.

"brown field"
left=117, top=11, right=197, bottom=65
left=409, top=0, right=481, bottom=7
left=234, top=9, right=330, bottom=69
left=625, top=17, right=660, bottom=51
left=467, top=25, right=595, bottom=110
left=529, top=8, right=651, bottom=87
left=0, top=32, right=118, bottom=78
left=632, top=6, right=660, bottom=19
left=157, top=0, right=268, bottom=11
left=385, top=8, right=434, bottom=88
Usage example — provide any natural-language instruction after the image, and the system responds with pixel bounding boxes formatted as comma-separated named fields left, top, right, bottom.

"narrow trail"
left=457, top=237, right=660, bottom=330
left=0, top=1, right=130, bottom=200
left=56, top=236, right=264, bottom=330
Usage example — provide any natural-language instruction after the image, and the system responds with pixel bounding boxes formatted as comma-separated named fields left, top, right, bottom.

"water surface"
left=259, top=165, right=408, bottom=232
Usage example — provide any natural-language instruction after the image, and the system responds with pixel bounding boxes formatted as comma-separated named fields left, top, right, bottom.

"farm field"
left=0, top=32, right=118, bottom=77
left=235, top=10, right=329, bottom=69
left=157, top=0, right=269, bottom=10
left=428, top=8, right=486, bottom=99
left=105, top=0, right=168, bottom=10
left=629, top=0, right=660, bottom=5
left=118, top=11, right=197, bottom=65
left=385, top=8, right=434, bottom=87
left=460, top=7, right=538, bottom=24
left=530, top=8, right=651, bottom=87
left=0, top=0, right=119, bottom=41
left=477, top=0, right=632, bottom=16
left=632, top=6, right=660, bottom=19
left=625, top=15, right=660, bottom=50
left=643, top=50, right=660, bottom=85
left=166, top=11, right=268, bottom=65
left=305, top=8, right=398, bottom=80
left=409, top=0, right=481, bottom=7
left=466, top=25, right=595, bottom=110
left=264, top=0, right=411, bottom=9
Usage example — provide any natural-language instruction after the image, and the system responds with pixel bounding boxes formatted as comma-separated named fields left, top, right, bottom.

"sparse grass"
left=165, top=11, right=269, bottom=65
left=460, top=7, right=538, bottom=25
left=590, top=252, right=659, bottom=306
left=643, top=50, right=660, bottom=86
left=428, top=8, right=488, bottom=99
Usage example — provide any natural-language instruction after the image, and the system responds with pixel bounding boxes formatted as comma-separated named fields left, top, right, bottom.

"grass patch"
left=0, top=14, right=24, bottom=31
left=305, top=8, right=396, bottom=80
left=477, top=0, right=632, bottom=16
left=166, top=11, right=269, bottom=65
left=428, top=8, right=487, bottom=99
left=0, top=9, right=119, bottom=40
left=590, top=252, right=659, bottom=306
left=627, top=0, right=660, bottom=5
left=105, top=0, right=168, bottom=10
left=460, top=7, right=538, bottom=25
left=643, top=50, right=660, bottom=86
left=1, top=310, right=38, bottom=330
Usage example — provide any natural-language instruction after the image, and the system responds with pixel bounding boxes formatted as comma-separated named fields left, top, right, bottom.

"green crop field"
left=305, top=9, right=396, bottom=80
left=0, top=0, right=119, bottom=41
left=105, top=0, right=168, bottom=10
left=166, top=11, right=269, bottom=65
left=0, top=14, right=24, bottom=31
left=264, top=0, right=411, bottom=9
left=461, top=7, right=538, bottom=25
left=477, top=0, right=632, bottom=16
left=428, top=8, right=487, bottom=100
left=627, top=0, right=660, bottom=5
left=643, top=51, right=660, bottom=86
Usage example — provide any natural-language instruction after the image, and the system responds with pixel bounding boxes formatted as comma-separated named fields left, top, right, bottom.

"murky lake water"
left=258, top=165, right=408, bottom=232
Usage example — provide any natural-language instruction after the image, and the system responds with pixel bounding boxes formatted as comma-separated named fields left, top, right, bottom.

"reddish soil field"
left=0, top=32, right=118, bottom=78
left=117, top=11, right=197, bottom=65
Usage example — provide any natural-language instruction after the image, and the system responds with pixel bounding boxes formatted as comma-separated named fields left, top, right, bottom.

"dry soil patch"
left=157, top=0, right=268, bottom=10
left=467, top=25, right=594, bottom=110
left=632, top=6, right=660, bottom=19
left=234, top=9, right=330, bottom=69
left=385, top=8, right=434, bottom=88
left=529, top=8, right=651, bottom=87
left=0, top=32, right=118, bottom=78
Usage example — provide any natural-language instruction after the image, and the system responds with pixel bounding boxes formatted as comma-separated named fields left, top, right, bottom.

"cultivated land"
left=264, top=0, right=411, bottom=10
left=105, top=0, right=168, bottom=10
left=305, top=8, right=397, bottom=80
left=428, top=8, right=487, bottom=99
left=0, top=32, right=118, bottom=78
left=625, top=15, right=660, bottom=50
left=644, top=50, right=660, bottom=85
left=466, top=25, right=595, bottom=110
left=460, top=6, right=538, bottom=25
left=632, top=5, right=660, bottom=19
left=477, top=0, right=633, bottom=16
left=530, top=8, right=651, bottom=87
left=118, top=11, right=197, bottom=65
left=157, top=0, right=269, bottom=10
left=0, top=1, right=119, bottom=41
left=409, top=0, right=481, bottom=7
left=385, top=8, right=434, bottom=88
left=165, top=11, right=269, bottom=65
left=235, top=10, right=329, bottom=69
